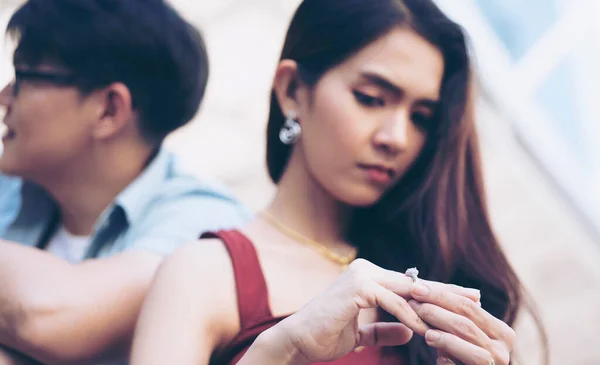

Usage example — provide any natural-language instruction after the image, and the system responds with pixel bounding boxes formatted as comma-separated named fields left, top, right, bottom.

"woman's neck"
left=265, top=154, right=353, bottom=253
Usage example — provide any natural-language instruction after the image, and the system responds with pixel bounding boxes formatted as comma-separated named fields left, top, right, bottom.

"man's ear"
left=91, top=82, right=134, bottom=140
left=273, top=59, right=304, bottom=118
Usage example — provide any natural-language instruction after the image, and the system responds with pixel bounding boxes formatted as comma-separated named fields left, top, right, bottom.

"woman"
left=131, top=0, right=541, bottom=364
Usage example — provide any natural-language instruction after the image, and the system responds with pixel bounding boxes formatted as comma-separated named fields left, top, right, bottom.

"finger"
left=425, top=330, right=501, bottom=365
left=415, top=280, right=481, bottom=302
left=372, top=267, right=482, bottom=302
left=437, top=351, right=454, bottom=364
left=346, top=260, right=481, bottom=302
left=366, top=282, right=430, bottom=335
left=409, top=301, right=491, bottom=349
left=410, top=286, right=515, bottom=348
left=357, top=322, right=413, bottom=347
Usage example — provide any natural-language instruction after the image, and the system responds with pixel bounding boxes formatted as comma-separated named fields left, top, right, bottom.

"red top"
left=202, top=230, right=405, bottom=365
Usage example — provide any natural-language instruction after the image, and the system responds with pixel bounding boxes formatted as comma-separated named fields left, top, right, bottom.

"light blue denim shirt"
left=0, top=148, right=252, bottom=258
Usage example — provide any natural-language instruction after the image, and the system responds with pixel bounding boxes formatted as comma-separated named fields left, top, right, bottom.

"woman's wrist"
left=238, top=325, right=310, bottom=365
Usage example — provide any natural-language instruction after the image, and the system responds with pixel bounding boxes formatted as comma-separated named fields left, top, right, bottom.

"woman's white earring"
left=279, top=112, right=301, bottom=145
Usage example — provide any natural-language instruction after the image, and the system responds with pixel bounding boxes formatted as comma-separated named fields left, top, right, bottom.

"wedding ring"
left=405, top=267, right=419, bottom=282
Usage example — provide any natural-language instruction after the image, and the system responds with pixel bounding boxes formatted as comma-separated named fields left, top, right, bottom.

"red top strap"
left=200, top=230, right=272, bottom=329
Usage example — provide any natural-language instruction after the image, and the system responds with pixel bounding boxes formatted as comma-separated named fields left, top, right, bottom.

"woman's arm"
left=130, top=240, right=239, bottom=365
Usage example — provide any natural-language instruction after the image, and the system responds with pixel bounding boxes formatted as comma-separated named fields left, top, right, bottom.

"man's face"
left=0, top=64, right=97, bottom=180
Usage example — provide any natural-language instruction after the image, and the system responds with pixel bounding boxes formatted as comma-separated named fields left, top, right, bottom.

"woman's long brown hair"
left=266, top=0, right=547, bottom=363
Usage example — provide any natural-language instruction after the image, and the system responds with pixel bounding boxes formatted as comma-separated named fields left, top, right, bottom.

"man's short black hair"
left=7, top=0, right=209, bottom=144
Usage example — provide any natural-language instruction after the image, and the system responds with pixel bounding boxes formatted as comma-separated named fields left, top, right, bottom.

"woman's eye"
left=353, top=91, right=385, bottom=107
left=411, top=112, right=434, bottom=130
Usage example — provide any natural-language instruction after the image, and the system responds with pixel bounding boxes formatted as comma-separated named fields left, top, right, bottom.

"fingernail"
left=437, top=357, right=455, bottom=365
left=412, top=283, right=430, bottom=296
left=425, top=330, right=442, bottom=343
left=476, top=301, right=482, bottom=307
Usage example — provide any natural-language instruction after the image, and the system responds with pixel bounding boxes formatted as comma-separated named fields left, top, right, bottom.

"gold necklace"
left=260, top=210, right=357, bottom=269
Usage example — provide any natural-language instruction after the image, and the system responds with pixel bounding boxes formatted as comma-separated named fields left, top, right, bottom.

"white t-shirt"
left=46, top=226, right=92, bottom=264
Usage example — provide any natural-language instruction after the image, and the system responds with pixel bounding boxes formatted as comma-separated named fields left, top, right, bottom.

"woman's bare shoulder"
left=150, top=238, right=240, bottom=343
left=158, top=238, right=232, bottom=279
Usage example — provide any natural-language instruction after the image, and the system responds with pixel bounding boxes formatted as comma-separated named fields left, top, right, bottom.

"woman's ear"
left=273, top=59, right=302, bottom=117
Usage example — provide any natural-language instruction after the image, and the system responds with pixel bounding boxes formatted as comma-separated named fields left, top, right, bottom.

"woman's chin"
left=339, top=191, right=384, bottom=208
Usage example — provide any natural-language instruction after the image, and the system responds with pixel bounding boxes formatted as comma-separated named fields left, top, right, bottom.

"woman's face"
left=289, top=26, right=444, bottom=207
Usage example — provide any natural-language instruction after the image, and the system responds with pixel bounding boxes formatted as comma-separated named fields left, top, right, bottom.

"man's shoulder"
left=154, top=152, right=244, bottom=206
left=130, top=152, right=253, bottom=229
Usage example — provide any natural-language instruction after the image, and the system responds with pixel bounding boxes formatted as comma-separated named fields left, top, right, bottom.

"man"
left=0, top=0, right=250, bottom=364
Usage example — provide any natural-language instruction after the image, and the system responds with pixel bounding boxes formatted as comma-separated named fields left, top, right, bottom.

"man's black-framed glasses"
left=10, top=69, right=78, bottom=96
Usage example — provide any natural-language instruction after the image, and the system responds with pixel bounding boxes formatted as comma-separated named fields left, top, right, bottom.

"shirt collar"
left=7, top=148, right=173, bottom=242
left=114, top=148, right=172, bottom=225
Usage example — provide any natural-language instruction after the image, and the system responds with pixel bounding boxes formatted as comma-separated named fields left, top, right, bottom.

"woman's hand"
left=409, top=282, right=516, bottom=365
left=249, top=259, right=481, bottom=364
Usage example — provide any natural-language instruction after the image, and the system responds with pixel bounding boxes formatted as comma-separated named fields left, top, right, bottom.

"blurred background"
left=0, top=0, right=598, bottom=363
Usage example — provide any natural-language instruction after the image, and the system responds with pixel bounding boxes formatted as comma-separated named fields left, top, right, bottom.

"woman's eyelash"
left=353, top=91, right=384, bottom=107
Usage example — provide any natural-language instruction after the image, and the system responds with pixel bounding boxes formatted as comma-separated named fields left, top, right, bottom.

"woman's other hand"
left=410, top=282, right=516, bottom=365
